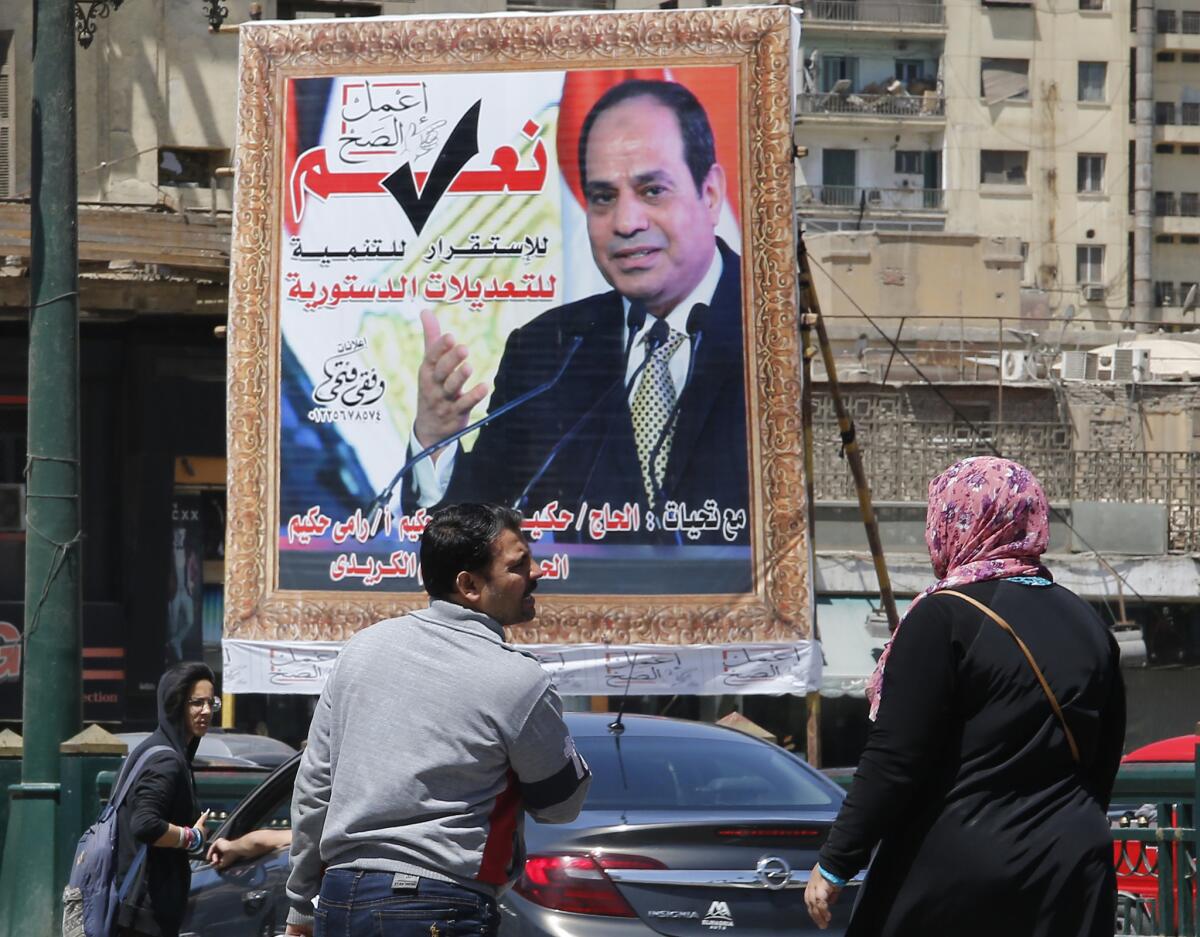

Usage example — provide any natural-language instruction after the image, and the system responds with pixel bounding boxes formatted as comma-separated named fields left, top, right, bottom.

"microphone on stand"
left=647, top=303, right=707, bottom=509
left=364, top=334, right=585, bottom=530
left=511, top=306, right=664, bottom=513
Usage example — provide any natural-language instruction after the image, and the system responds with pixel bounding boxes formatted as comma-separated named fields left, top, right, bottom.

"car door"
left=182, top=755, right=300, bottom=937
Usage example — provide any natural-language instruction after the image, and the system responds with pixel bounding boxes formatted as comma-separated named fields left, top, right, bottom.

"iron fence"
left=797, top=184, right=945, bottom=211
left=810, top=418, right=1200, bottom=553
left=1111, top=762, right=1198, bottom=935
left=798, top=91, right=946, bottom=118
left=805, top=0, right=946, bottom=26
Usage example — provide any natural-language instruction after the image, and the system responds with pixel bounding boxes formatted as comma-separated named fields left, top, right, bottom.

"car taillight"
left=515, top=853, right=665, bottom=917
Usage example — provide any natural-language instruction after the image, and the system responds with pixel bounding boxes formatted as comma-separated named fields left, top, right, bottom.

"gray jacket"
left=286, top=600, right=590, bottom=924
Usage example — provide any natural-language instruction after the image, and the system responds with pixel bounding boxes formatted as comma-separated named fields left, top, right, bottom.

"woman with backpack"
left=113, top=661, right=216, bottom=937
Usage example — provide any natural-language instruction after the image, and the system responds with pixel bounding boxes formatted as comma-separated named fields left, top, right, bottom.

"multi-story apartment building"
left=795, top=0, right=1200, bottom=327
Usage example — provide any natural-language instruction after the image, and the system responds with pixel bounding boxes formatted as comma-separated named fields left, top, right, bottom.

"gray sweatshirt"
left=286, top=600, right=590, bottom=924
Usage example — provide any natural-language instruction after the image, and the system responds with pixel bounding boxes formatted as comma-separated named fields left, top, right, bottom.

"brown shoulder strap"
left=940, top=589, right=1081, bottom=766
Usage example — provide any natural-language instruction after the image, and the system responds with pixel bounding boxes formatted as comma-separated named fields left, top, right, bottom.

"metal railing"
left=798, top=91, right=946, bottom=118
left=797, top=184, right=945, bottom=211
left=1111, top=758, right=1198, bottom=936
left=811, top=422, right=1200, bottom=553
left=804, top=0, right=946, bottom=26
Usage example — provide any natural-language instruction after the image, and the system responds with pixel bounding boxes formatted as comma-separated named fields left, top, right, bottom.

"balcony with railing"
left=797, top=91, right=946, bottom=120
left=804, top=0, right=946, bottom=30
left=797, top=184, right=945, bottom=214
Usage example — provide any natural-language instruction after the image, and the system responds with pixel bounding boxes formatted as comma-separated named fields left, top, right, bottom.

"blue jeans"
left=315, top=870, right=499, bottom=937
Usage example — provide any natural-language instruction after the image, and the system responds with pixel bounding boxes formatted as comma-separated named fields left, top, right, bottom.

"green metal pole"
left=0, top=0, right=82, bottom=931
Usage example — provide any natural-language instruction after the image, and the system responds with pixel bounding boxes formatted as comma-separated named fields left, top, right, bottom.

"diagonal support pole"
left=797, top=234, right=900, bottom=634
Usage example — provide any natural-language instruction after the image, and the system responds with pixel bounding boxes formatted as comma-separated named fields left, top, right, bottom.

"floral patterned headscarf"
left=865, top=456, right=1052, bottom=720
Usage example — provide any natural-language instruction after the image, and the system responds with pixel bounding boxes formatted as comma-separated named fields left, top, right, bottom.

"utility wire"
left=805, top=251, right=1152, bottom=606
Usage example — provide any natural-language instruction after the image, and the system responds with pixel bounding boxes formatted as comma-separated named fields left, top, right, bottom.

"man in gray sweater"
left=285, top=504, right=591, bottom=937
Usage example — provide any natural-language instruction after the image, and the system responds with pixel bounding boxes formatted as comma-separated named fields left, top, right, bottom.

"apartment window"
left=1158, top=9, right=1179, bottom=31
left=1079, top=0, right=1104, bottom=9
left=1185, top=10, right=1200, bottom=31
left=1020, top=241, right=1031, bottom=284
left=1157, top=143, right=1177, bottom=153
left=895, top=59, right=925, bottom=84
left=0, top=33, right=10, bottom=198
left=1156, top=102, right=1177, bottom=125
left=1183, top=144, right=1200, bottom=154
left=1158, top=51, right=1178, bottom=62
left=276, top=0, right=381, bottom=16
left=1078, top=62, right=1107, bottom=102
left=1182, top=192, right=1200, bottom=216
left=1077, top=245, right=1104, bottom=284
left=1184, top=102, right=1200, bottom=125
left=1155, top=281, right=1176, bottom=306
left=1156, top=234, right=1176, bottom=243
left=1184, top=235, right=1200, bottom=243
left=894, top=150, right=924, bottom=174
left=1155, top=190, right=1177, bottom=215
left=157, top=147, right=228, bottom=187
left=1184, top=51, right=1200, bottom=62
left=1077, top=153, right=1105, bottom=192
left=981, top=149, right=1028, bottom=185
left=980, top=59, right=1029, bottom=104
left=821, top=55, right=860, bottom=92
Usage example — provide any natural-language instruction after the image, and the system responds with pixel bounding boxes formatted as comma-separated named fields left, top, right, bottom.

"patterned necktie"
left=630, top=318, right=687, bottom=506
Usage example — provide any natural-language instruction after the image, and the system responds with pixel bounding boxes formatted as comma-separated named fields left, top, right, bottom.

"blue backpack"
left=62, top=744, right=180, bottom=937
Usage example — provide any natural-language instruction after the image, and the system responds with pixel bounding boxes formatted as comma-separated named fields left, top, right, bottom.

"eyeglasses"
left=187, top=696, right=222, bottom=713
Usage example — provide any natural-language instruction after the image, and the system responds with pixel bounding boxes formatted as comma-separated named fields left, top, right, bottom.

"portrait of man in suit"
left=406, top=78, right=748, bottom=545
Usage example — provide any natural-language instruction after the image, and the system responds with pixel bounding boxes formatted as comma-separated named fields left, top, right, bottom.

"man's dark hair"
left=578, top=79, right=716, bottom=194
left=420, top=503, right=524, bottom=600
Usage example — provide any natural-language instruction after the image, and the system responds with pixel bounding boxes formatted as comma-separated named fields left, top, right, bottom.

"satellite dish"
left=1183, top=283, right=1198, bottom=314
left=832, top=78, right=852, bottom=95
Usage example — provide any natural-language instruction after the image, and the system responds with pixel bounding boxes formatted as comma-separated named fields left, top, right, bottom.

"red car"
left=1112, top=735, right=1198, bottom=935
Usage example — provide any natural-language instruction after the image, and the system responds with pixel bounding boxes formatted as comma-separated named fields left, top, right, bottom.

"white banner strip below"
left=221, top=639, right=822, bottom=697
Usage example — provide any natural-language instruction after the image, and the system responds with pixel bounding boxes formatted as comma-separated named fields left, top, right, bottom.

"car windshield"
left=575, top=735, right=836, bottom=810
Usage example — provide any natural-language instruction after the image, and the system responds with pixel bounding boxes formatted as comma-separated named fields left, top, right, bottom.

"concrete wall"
left=806, top=230, right=1023, bottom=321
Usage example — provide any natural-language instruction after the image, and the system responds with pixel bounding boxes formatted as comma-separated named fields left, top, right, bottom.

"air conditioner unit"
left=1001, top=349, right=1029, bottom=382
left=1111, top=347, right=1151, bottom=382
left=1081, top=284, right=1106, bottom=303
left=1059, top=350, right=1095, bottom=381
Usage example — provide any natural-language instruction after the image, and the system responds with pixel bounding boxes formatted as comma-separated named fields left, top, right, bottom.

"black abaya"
left=818, top=579, right=1125, bottom=937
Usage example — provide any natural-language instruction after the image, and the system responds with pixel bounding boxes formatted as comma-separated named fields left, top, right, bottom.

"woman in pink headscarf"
left=804, top=457, right=1125, bottom=937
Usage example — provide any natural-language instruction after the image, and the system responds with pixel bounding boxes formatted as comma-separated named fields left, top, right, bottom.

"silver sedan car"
left=183, top=712, right=859, bottom=937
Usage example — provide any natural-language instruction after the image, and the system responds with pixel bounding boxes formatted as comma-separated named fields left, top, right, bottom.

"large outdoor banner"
left=225, top=7, right=811, bottom=689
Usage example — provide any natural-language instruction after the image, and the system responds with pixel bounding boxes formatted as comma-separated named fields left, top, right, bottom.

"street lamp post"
left=0, top=0, right=82, bottom=932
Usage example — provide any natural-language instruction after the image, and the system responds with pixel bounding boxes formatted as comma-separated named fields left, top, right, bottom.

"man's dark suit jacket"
left=434, top=239, right=748, bottom=545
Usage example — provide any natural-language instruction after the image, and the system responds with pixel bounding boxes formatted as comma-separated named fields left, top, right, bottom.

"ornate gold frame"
left=225, top=7, right=808, bottom=646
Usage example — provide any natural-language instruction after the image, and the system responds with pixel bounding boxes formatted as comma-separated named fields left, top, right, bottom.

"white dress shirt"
left=409, top=247, right=724, bottom=508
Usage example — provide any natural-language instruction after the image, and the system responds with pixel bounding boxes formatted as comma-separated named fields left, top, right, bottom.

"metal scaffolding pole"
left=0, top=0, right=83, bottom=931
